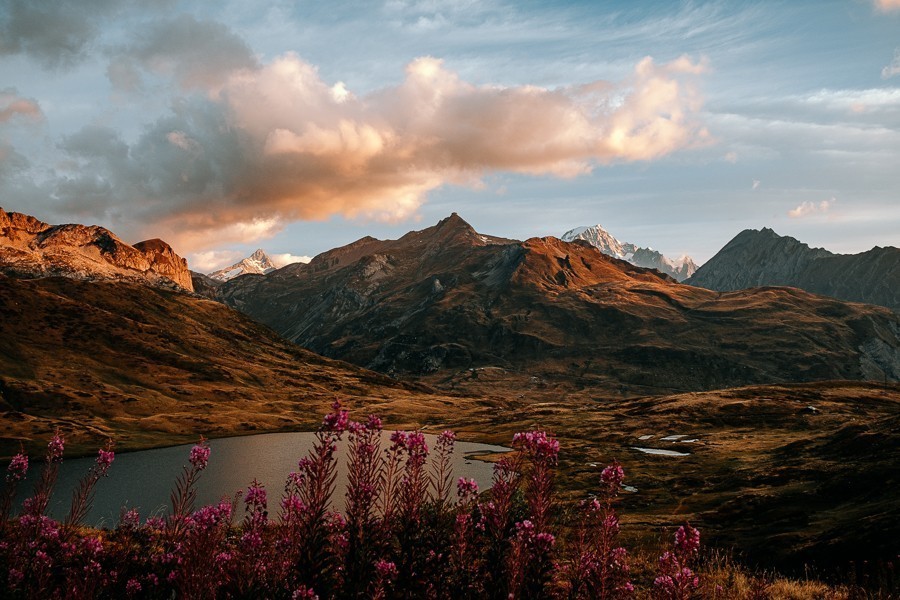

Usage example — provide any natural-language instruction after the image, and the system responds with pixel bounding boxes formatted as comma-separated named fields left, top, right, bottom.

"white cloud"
left=270, top=253, right=312, bottom=267
left=882, top=48, right=900, bottom=79
left=788, top=198, right=834, bottom=218
left=188, top=249, right=244, bottom=272
left=752, top=179, right=760, bottom=190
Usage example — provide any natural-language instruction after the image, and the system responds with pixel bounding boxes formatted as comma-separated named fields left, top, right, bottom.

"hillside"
left=0, top=274, right=451, bottom=458
left=219, top=214, right=900, bottom=394
left=686, top=228, right=900, bottom=311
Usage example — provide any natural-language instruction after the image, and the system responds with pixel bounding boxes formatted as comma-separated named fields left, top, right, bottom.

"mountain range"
left=561, top=224, right=698, bottom=281
left=687, top=227, right=900, bottom=312
left=217, top=213, right=900, bottom=393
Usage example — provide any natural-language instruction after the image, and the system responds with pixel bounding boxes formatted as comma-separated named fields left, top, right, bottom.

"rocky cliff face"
left=133, top=239, right=193, bottom=290
left=218, top=214, right=900, bottom=392
left=0, top=207, right=193, bottom=291
left=686, top=228, right=900, bottom=311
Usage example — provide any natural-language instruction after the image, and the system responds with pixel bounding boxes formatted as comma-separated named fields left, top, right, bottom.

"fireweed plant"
left=0, top=402, right=706, bottom=599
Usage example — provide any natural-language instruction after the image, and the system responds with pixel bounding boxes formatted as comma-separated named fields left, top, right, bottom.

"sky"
left=1, top=0, right=899, bottom=271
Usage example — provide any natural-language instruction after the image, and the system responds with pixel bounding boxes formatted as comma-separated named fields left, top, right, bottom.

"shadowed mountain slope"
left=219, top=214, right=900, bottom=393
left=686, top=227, right=900, bottom=311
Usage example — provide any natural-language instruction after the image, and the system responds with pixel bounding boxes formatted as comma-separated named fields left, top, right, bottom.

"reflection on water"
left=14, top=431, right=510, bottom=527
left=631, top=447, right=690, bottom=457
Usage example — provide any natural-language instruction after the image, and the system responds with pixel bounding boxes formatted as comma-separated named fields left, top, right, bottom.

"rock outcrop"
left=686, top=228, right=900, bottom=311
left=0, top=207, right=193, bottom=291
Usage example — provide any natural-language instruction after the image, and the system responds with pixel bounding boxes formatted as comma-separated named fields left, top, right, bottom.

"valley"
left=2, top=208, right=899, bottom=574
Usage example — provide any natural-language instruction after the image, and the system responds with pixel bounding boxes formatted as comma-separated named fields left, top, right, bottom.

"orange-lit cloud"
left=0, top=89, right=42, bottom=123
left=874, top=0, right=900, bottom=11
left=788, top=198, right=834, bottom=218
left=57, top=53, right=709, bottom=251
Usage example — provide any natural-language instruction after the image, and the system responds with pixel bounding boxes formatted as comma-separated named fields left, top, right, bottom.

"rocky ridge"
left=561, top=224, right=698, bottom=281
left=209, top=249, right=277, bottom=282
left=686, top=228, right=900, bottom=311
left=0, top=208, right=193, bottom=291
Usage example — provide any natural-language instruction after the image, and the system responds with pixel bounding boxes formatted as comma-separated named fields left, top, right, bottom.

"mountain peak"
left=208, top=249, right=277, bottom=281
left=561, top=223, right=697, bottom=281
left=436, top=212, right=476, bottom=233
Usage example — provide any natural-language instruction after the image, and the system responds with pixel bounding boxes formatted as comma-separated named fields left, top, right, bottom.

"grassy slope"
left=2, top=274, right=898, bottom=570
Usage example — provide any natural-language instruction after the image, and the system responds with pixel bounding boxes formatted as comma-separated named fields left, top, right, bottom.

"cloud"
left=752, top=179, right=760, bottom=190
left=46, top=52, right=708, bottom=251
left=788, top=198, right=834, bottom=218
left=106, top=15, right=258, bottom=92
left=874, top=0, right=900, bottom=12
left=270, top=253, right=312, bottom=267
left=187, top=249, right=245, bottom=273
left=0, top=0, right=136, bottom=68
left=0, top=88, right=43, bottom=123
left=883, top=48, right=900, bottom=79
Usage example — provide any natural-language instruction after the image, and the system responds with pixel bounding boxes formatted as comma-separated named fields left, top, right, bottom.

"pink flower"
left=600, top=461, right=625, bottom=491
left=48, top=431, right=65, bottom=462
left=189, top=439, right=211, bottom=470
left=675, top=523, right=701, bottom=557
left=389, top=430, right=409, bottom=451
left=8, top=568, right=24, bottom=588
left=146, top=516, right=165, bottom=529
left=292, top=587, right=319, bottom=600
left=457, top=477, right=479, bottom=499
left=245, top=480, right=267, bottom=509
left=6, top=452, right=28, bottom=482
left=125, top=578, right=142, bottom=596
left=119, top=508, right=140, bottom=529
left=83, top=536, right=103, bottom=555
left=366, top=414, right=383, bottom=431
left=323, top=400, right=349, bottom=432
left=406, top=431, right=428, bottom=455
left=96, top=447, right=115, bottom=475
left=375, top=559, right=398, bottom=581
left=512, top=431, right=559, bottom=462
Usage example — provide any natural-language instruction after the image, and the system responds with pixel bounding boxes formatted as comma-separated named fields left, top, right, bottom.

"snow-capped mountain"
left=209, top=249, right=277, bottom=281
left=561, top=225, right=698, bottom=282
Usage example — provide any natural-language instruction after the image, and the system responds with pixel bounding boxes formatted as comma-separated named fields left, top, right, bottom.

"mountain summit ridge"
left=209, top=248, right=277, bottom=281
left=561, top=224, right=698, bottom=281
left=687, top=228, right=900, bottom=311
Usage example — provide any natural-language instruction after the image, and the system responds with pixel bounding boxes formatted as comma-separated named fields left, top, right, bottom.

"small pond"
left=13, top=431, right=510, bottom=526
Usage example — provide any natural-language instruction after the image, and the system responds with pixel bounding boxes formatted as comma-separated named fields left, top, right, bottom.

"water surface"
left=14, top=431, right=510, bottom=526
